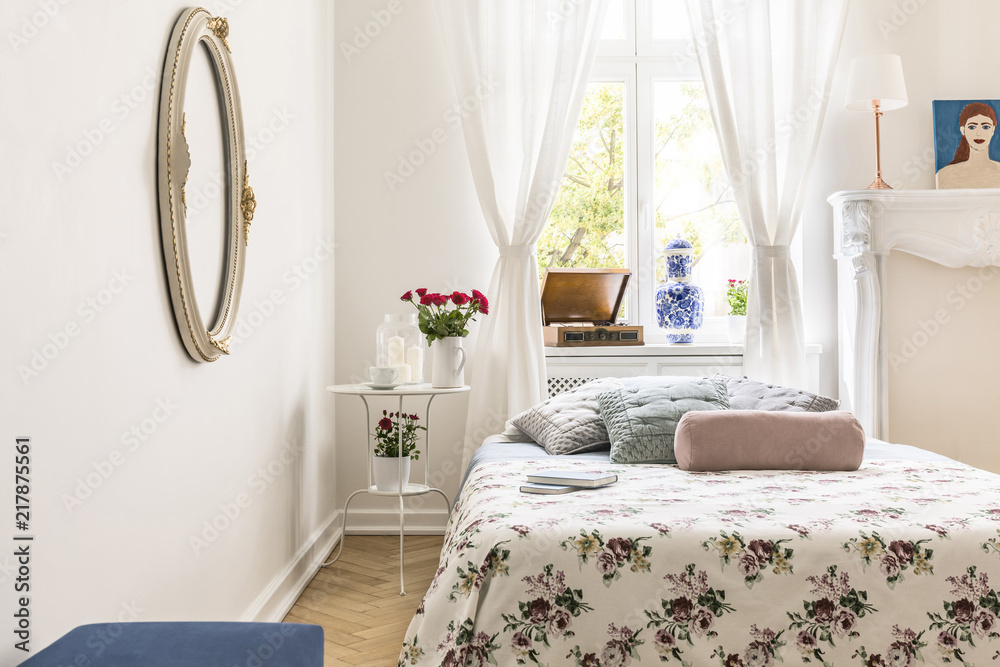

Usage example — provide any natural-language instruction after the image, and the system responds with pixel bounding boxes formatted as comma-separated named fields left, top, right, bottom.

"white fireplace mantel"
left=830, top=188, right=1000, bottom=439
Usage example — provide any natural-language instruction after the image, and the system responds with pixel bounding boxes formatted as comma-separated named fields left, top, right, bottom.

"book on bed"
left=519, top=482, right=580, bottom=494
left=525, top=470, right=617, bottom=488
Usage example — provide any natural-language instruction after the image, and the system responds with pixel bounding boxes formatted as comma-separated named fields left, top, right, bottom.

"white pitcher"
left=431, top=336, right=467, bottom=388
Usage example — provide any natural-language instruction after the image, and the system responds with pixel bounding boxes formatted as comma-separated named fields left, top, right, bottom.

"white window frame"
left=587, top=0, right=734, bottom=343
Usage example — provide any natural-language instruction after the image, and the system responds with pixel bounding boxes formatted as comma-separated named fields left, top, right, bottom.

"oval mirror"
left=157, top=8, right=255, bottom=362
left=184, top=43, right=228, bottom=329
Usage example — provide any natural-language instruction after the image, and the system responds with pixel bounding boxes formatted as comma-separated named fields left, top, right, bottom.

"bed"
left=399, top=435, right=1000, bottom=666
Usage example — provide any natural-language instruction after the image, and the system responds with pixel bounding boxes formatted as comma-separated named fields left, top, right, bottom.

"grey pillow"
left=717, top=374, right=840, bottom=412
left=509, top=378, right=625, bottom=455
left=598, top=377, right=730, bottom=464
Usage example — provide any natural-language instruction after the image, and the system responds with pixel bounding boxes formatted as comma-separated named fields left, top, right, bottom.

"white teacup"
left=369, top=367, right=398, bottom=385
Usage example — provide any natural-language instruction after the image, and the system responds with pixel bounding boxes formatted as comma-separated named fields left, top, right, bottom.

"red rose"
left=451, top=291, right=470, bottom=305
left=954, top=598, right=976, bottom=624
left=813, top=598, right=836, bottom=623
left=432, top=293, right=449, bottom=306
left=420, top=294, right=435, bottom=306
left=690, top=608, right=715, bottom=637
left=378, top=417, right=392, bottom=430
left=888, top=540, right=914, bottom=563
left=670, top=597, right=693, bottom=622
left=606, top=537, right=631, bottom=563
left=527, top=597, right=550, bottom=624
left=831, top=609, right=857, bottom=638
left=400, top=290, right=413, bottom=301
left=415, top=288, right=428, bottom=297
left=747, top=539, right=774, bottom=564
left=408, top=414, right=419, bottom=420
left=478, top=296, right=490, bottom=314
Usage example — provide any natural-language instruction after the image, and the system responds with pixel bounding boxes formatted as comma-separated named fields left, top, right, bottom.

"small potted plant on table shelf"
left=372, top=410, right=424, bottom=492
left=726, top=279, right=748, bottom=344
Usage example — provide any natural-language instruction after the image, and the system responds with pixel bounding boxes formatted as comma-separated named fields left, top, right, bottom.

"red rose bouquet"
left=400, top=288, right=489, bottom=344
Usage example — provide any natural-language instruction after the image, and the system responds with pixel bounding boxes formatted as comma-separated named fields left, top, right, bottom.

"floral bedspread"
left=399, top=458, right=1000, bottom=667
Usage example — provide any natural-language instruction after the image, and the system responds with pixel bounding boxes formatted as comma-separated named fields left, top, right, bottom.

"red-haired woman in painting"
left=937, top=102, right=1000, bottom=188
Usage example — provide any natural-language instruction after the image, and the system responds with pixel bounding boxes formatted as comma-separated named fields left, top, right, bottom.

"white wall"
left=0, top=0, right=335, bottom=658
left=333, top=0, right=496, bottom=524
left=335, top=0, right=1000, bottom=483
left=808, top=0, right=1000, bottom=471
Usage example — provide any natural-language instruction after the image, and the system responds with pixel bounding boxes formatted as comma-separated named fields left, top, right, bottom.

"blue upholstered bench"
left=18, top=622, right=324, bottom=667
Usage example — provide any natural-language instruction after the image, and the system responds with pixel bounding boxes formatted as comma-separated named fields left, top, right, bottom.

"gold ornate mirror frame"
left=157, top=7, right=255, bottom=362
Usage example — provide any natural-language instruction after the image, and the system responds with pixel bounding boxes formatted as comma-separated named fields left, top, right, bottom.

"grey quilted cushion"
left=598, top=377, right=730, bottom=464
left=509, top=378, right=625, bottom=455
left=718, top=374, right=840, bottom=412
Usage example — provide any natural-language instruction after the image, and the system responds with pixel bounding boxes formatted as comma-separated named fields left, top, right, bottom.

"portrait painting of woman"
left=934, top=100, right=1000, bottom=189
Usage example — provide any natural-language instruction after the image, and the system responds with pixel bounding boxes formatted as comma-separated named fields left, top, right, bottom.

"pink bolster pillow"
left=674, top=410, right=865, bottom=471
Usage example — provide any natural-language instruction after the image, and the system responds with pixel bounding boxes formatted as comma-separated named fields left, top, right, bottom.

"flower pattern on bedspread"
left=399, top=459, right=1000, bottom=666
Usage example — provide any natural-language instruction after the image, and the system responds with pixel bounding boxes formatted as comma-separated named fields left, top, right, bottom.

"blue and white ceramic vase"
left=655, top=237, right=705, bottom=343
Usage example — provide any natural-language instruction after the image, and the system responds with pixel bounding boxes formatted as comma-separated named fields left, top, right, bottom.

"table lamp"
left=845, top=54, right=908, bottom=189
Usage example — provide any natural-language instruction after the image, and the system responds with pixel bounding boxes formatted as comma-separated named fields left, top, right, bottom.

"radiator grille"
left=547, top=377, right=597, bottom=398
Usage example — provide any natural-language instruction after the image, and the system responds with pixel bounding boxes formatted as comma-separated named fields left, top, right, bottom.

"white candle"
left=390, top=362, right=411, bottom=384
left=386, top=335, right=405, bottom=366
left=406, top=345, right=424, bottom=383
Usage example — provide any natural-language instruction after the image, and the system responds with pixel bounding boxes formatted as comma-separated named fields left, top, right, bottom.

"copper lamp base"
left=867, top=175, right=892, bottom=189
left=866, top=100, right=892, bottom=189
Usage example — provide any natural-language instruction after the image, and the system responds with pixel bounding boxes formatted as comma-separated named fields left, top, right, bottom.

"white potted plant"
left=725, top=279, right=748, bottom=344
left=372, top=410, right=424, bottom=492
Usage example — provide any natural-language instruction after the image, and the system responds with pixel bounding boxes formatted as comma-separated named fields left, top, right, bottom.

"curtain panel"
left=434, top=0, right=610, bottom=467
left=685, top=0, right=849, bottom=387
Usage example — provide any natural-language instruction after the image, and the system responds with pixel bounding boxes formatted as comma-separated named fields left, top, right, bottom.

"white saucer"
left=363, top=381, right=401, bottom=390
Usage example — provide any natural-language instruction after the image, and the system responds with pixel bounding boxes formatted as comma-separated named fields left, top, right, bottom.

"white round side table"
left=323, top=383, right=470, bottom=595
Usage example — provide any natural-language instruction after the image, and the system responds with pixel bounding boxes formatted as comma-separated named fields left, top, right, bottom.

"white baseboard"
left=241, top=507, right=449, bottom=622
left=344, top=508, right=449, bottom=535
left=241, top=510, right=343, bottom=622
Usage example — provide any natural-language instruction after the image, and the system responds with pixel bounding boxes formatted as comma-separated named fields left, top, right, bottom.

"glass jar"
left=375, top=314, right=425, bottom=383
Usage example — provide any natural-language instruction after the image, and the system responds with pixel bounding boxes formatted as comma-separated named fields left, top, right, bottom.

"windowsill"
left=544, top=343, right=823, bottom=358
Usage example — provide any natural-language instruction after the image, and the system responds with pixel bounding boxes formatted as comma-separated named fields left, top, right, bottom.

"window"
left=537, top=0, right=749, bottom=341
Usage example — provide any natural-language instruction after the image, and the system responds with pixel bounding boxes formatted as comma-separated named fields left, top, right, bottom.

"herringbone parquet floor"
left=284, top=535, right=445, bottom=666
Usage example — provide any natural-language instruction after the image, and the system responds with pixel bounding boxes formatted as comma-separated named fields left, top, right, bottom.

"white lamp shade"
left=845, top=54, right=908, bottom=112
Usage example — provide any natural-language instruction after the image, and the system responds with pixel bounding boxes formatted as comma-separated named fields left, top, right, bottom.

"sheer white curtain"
left=685, top=0, right=849, bottom=387
left=434, top=0, right=610, bottom=467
